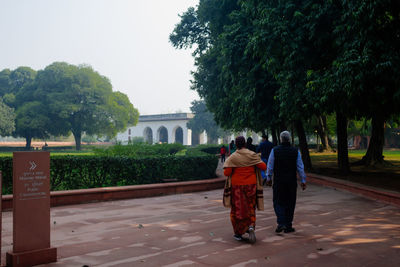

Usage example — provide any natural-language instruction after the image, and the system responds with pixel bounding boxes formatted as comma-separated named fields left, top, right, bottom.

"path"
left=1, top=181, right=399, bottom=266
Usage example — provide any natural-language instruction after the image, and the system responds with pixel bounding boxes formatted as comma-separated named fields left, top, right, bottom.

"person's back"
left=257, top=136, right=274, bottom=160
left=273, top=143, right=298, bottom=184
left=246, top=137, right=256, bottom=152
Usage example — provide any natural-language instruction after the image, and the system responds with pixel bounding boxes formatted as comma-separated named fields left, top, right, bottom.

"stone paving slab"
left=1, top=183, right=399, bottom=266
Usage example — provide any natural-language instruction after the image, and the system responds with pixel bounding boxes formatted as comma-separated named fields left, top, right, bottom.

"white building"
left=116, top=113, right=207, bottom=146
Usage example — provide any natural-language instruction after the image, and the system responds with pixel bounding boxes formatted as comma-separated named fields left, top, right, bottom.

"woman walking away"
left=223, top=136, right=266, bottom=243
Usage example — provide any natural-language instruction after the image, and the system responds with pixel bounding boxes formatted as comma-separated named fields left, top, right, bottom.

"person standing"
left=229, top=140, right=236, bottom=155
left=266, top=131, right=306, bottom=233
left=220, top=145, right=227, bottom=163
left=246, top=137, right=257, bottom=152
left=256, top=134, right=274, bottom=181
left=223, top=136, right=266, bottom=243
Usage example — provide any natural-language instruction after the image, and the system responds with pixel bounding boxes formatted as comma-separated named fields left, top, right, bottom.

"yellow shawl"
left=223, top=148, right=263, bottom=168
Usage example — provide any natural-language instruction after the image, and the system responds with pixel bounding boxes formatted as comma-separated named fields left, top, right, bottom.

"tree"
left=14, top=101, right=51, bottom=148
left=33, top=62, right=138, bottom=150
left=336, top=0, right=400, bottom=166
left=0, top=69, right=11, bottom=96
left=171, top=0, right=282, bottom=136
left=0, top=98, right=15, bottom=136
left=187, top=100, right=226, bottom=144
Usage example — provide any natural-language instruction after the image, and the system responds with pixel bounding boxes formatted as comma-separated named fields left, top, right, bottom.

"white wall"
left=117, top=119, right=193, bottom=145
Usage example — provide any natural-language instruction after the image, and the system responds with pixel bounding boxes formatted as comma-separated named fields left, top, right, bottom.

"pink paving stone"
left=1, top=181, right=399, bottom=267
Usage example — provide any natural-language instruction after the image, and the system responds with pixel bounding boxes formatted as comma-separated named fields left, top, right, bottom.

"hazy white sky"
left=0, top=0, right=199, bottom=115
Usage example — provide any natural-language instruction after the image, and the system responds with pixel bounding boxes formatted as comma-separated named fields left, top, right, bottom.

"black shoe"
left=284, top=227, right=295, bottom=233
left=275, top=225, right=286, bottom=233
left=233, top=234, right=243, bottom=241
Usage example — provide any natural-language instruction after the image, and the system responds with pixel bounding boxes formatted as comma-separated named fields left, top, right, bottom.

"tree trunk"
left=25, top=136, right=32, bottom=150
left=291, top=123, right=295, bottom=145
left=272, top=127, right=278, bottom=146
left=316, top=115, right=332, bottom=151
left=336, top=112, right=350, bottom=174
left=361, top=116, right=385, bottom=165
left=73, top=131, right=82, bottom=151
left=294, top=120, right=312, bottom=171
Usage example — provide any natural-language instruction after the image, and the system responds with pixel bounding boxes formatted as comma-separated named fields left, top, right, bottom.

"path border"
left=1, top=178, right=226, bottom=211
left=2, top=173, right=399, bottom=211
left=307, top=173, right=400, bottom=207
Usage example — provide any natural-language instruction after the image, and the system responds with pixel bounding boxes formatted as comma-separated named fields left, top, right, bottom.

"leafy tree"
left=333, top=0, right=400, bottom=165
left=171, top=0, right=282, bottom=138
left=187, top=100, right=226, bottom=144
left=0, top=69, right=11, bottom=96
left=0, top=98, right=15, bottom=136
left=32, top=62, right=138, bottom=150
left=14, top=101, right=51, bottom=148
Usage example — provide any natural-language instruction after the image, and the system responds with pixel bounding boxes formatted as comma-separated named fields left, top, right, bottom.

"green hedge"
left=0, top=154, right=218, bottom=194
left=93, top=143, right=185, bottom=157
left=187, top=144, right=227, bottom=155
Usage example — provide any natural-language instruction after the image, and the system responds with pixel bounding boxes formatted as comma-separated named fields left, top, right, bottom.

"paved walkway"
left=1, top=182, right=399, bottom=266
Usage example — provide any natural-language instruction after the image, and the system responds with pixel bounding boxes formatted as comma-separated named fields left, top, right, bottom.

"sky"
left=0, top=0, right=200, bottom=115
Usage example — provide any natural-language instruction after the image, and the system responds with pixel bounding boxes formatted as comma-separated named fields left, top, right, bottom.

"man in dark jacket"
left=256, top=135, right=274, bottom=181
left=266, top=131, right=306, bottom=233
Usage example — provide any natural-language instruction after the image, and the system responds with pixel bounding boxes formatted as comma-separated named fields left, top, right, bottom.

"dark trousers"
left=273, top=183, right=297, bottom=228
left=221, top=154, right=226, bottom=162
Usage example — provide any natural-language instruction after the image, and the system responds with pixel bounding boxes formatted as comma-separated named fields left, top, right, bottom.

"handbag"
left=255, top=168, right=264, bottom=211
left=223, top=176, right=232, bottom=208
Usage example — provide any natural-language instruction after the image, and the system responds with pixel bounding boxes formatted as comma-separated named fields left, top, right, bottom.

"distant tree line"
left=170, top=0, right=400, bottom=173
left=0, top=62, right=139, bottom=150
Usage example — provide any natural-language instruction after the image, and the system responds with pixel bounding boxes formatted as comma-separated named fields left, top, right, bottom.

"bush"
left=93, top=143, right=185, bottom=157
left=187, top=144, right=226, bottom=155
left=0, top=154, right=218, bottom=194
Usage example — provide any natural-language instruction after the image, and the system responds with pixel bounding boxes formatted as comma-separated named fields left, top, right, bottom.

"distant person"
left=256, top=135, right=274, bottom=181
left=229, top=140, right=236, bottom=155
left=266, top=131, right=307, bottom=233
left=220, top=145, right=227, bottom=163
left=246, top=137, right=256, bottom=152
left=223, top=136, right=266, bottom=243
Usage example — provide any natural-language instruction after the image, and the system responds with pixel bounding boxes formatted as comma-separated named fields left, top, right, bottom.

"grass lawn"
left=310, top=149, right=400, bottom=192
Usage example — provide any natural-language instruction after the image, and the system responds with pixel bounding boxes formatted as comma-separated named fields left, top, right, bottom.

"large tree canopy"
left=171, top=0, right=400, bottom=170
left=30, top=62, right=139, bottom=150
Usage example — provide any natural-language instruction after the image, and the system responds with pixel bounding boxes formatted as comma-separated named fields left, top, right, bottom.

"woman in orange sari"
left=223, top=136, right=266, bottom=243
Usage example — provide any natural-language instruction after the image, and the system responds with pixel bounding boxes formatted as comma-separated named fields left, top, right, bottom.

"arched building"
left=117, top=113, right=207, bottom=145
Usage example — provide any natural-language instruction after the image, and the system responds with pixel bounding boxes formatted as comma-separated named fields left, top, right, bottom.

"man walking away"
left=256, top=135, right=274, bottom=182
left=266, top=131, right=306, bottom=233
left=246, top=137, right=257, bottom=152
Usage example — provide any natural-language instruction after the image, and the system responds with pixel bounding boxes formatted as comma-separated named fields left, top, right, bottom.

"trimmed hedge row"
left=0, top=155, right=218, bottom=194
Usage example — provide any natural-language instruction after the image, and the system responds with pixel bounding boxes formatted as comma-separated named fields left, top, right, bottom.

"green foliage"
left=187, top=100, right=227, bottom=143
left=14, top=101, right=51, bottom=142
left=0, top=154, right=218, bottom=194
left=5, top=62, right=139, bottom=150
left=0, top=98, right=15, bottom=136
left=190, top=144, right=225, bottom=155
left=93, top=143, right=185, bottom=157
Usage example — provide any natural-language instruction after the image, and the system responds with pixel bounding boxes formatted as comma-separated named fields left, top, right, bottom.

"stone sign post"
left=6, top=152, right=57, bottom=267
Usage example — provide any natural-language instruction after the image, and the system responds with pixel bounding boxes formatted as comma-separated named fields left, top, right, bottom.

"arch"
left=173, top=126, right=183, bottom=144
left=157, top=126, right=168, bottom=143
left=143, top=127, right=153, bottom=144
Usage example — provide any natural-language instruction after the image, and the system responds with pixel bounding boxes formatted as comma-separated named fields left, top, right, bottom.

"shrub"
left=0, top=154, right=218, bottom=194
left=188, top=144, right=226, bottom=155
left=93, top=143, right=185, bottom=157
